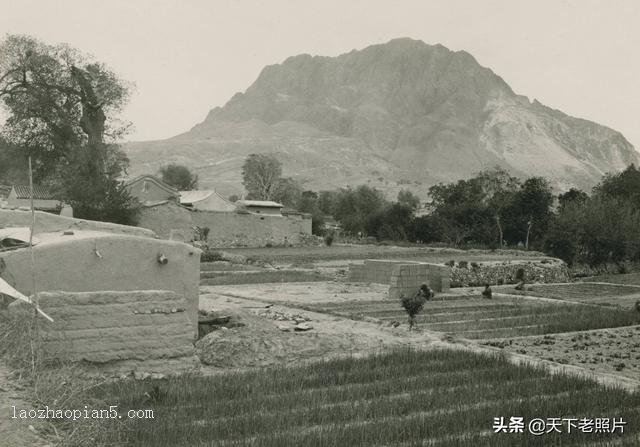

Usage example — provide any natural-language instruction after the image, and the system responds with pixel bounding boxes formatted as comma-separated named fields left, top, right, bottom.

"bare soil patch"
left=197, top=291, right=437, bottom=370
left=483, top=325, right=640, bottom=382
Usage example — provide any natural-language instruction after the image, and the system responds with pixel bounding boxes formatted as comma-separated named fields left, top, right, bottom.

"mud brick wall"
left=450, top=260, right=569, bottom=287
left=347, top=259, right=421, bottom=284
left=137, top=202, right=312, bottom=247
left=13, top=291, right=195, bottom=363
left=192, top=211, right=312, bottom=247
left=388, top=263, right=452, bottom=300
left=0, top=232, right=201, bottom=337
left=0, top=209, right=156, bottom=238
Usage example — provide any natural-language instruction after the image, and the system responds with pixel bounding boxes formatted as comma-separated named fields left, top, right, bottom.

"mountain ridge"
left=125, top=38, right=639, bottom=197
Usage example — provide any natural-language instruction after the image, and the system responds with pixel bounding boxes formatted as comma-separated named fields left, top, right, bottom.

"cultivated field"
left=299, top=294, right=640, bottom=340
left=500, top=283, right=640, bottom=309
left=582, top=273, right=640, bottom=286
left=92, top=349, right=640, bottom=446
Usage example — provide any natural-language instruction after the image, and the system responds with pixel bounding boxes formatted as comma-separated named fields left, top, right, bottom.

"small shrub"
left=324, top=233, right=334, bottom=246
left=458, top=261, right=468, bottom=269
left=201, top=250, right=225, bottom=262
left=470, top=262, right=479, bottom=270
left=400, top=292, right=426, bottom=330
left=445, top=260, right=455, bottom=267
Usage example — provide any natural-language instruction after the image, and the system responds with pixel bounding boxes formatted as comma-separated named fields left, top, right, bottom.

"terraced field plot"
left=93, top=349, right=640, bottom=446
left=302, top=295, right=640, bottom=339
left=502, top=283, right=640, bottom=308
left=582, top=273, right=640, bottom=285
left=200, top=269, right=331, bottom=286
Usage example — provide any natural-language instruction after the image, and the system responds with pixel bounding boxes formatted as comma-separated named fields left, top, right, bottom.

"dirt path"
left=0, top=361, right=51, bottom=447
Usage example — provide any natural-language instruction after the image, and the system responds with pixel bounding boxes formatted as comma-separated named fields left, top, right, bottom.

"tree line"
left=242, top=152, right=640, bottom=269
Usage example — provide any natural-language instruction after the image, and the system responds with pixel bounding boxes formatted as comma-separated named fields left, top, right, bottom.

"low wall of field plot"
left=11, top=290, right=195, bottom=364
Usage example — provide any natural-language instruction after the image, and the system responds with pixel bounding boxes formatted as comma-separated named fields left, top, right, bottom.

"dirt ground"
left=197, top=290, right=437, bottom=370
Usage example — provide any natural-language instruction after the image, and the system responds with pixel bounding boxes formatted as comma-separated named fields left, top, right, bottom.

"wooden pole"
left=28, top=156, right=37, bottom=304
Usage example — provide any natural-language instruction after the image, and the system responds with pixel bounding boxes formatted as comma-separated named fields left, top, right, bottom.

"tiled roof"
left=124, top=175, right=179, bottom=195
left=179, top=190, right=214, bottom=204
left=237, top=200, right=284, bottom=208
left=11, top=185, right=57, bottom=200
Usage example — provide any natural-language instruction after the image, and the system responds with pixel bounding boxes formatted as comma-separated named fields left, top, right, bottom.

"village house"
left=124, top=174, right=180, bottom=205
left=179, top=190, right=236, bottom=212
left=236, top=200, right=284, bottom=215
left=6, top=185, right=62, bottom=212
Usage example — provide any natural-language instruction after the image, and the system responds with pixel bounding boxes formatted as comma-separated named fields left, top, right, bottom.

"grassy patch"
left=91, top=348, right=640, bottom=446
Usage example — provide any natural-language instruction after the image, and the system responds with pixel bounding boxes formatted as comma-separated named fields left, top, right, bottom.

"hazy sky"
left=1, top=0, right=639, bottom=148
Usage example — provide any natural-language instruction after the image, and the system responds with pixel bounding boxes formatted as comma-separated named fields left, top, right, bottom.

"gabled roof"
left=179, top=190, right=214, bottom=204
left=11, top=185, right=57, bottom=200
left=237, top=200, right=284, bottom=208
left=124, top=175, right=179, bottom=196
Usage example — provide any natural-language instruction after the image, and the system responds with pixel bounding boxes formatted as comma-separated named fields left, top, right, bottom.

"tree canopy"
left=0, top=34, right=138, bottom=224
left=159, top=163, right=198, bottom=190
left=241, top=153, right=283, bottom=201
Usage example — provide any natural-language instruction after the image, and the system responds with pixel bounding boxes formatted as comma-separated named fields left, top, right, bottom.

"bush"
left=400, top=293, right=426, bottom=330
left=324, top=233, right=334, bottom=246
left=458, top=261, right=468, bottom=269
left=201, top=250, right=225, bottom=262
left=445, top=260, right=455, bottom=267
left=470, top=262, right=479, bottom=270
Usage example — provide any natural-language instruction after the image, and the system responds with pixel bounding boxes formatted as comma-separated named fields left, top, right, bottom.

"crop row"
left=93, top=349, right=640, bottom=446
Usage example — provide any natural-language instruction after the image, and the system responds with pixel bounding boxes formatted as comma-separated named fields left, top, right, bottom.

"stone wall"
left=388, top=263, right=452, bottom=299
left=13, top=290, right=195, bottom=363
left=0, top=209, right=156, bottom=238
left=0, top=231, right=201, bottom=336
left=137, top=202, right=312, bottom=247
left=449, top=259, right=569, bottom=287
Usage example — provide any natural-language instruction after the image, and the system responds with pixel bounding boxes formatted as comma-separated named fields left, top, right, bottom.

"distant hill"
left=125, top=38, right=640, bottom=198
